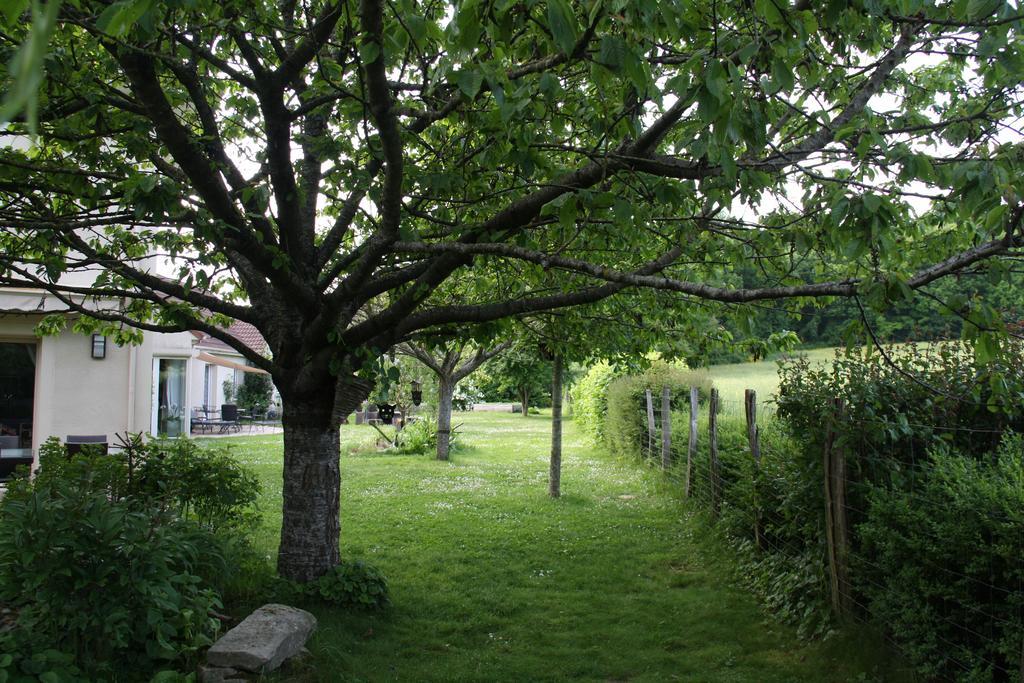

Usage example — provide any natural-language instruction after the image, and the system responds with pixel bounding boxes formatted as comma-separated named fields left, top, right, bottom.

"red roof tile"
left=194, top=320, right=268, bottom=356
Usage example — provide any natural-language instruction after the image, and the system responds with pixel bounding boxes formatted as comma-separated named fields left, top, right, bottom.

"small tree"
left=399, top=341, right=510, bottom=460
left=236, top=373, right=274, bottom=416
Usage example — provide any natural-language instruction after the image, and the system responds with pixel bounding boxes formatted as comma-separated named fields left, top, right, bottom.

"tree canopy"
left=1, top=0, right=1022, bottom=579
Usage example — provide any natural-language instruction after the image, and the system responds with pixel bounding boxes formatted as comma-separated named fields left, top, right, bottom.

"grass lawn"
left=221, top=411, right=899, bottom=682
left=704, top=347, right=838, bottom=410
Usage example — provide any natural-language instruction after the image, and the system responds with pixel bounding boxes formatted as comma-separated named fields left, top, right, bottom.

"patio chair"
left=220, top=404, right=241, bottom=433
left=66, top=434, right=108, bottom=456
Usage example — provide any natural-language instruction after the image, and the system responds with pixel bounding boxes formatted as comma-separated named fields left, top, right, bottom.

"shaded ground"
left=222, top=411, right=900, bottom=682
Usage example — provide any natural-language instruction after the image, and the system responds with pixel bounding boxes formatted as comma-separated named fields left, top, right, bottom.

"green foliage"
left=857, top=436, right=1024, bottom=681
left=221, top=379, right=236, bottom=404
left=18, top=435, right=261, bottom=531
left=235, top=372, right=274, bottom=415
left=776, top=342, right=1024, bottom=473
left=309, top=560, right=390, bottom=609
left=477, top=344, right=551, bottom=409
left=571, top=361, right=622, bottom=446
left=0, top=472, right=222, bottom=676
left=603, top=361, right=712, bottom=458
left=0, top=637, right=84, bottom=683
left=0, top=436, right=263, bottom=678
left=773, top=343, right=1024, bottom=677
left=393, top=418, right=459, bottom=456
left=280, top=559, right=390, bottom=610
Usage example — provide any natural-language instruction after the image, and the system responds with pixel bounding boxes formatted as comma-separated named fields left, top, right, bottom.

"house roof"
left=193, top=320, right=269, bottom=357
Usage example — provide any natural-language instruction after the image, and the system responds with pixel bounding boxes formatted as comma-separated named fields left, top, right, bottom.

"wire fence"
left=630, top=387, right=1024, bottom=682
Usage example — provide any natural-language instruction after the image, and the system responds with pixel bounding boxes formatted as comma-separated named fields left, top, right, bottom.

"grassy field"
left=705, top=347, right=838, bottom=410
left=219, top=411, right=901, bottom=682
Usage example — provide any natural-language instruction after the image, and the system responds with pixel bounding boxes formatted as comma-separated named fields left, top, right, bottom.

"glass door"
left=0, top=342, right=35, bottom=454
left=152, top=358, right=187, bottom=437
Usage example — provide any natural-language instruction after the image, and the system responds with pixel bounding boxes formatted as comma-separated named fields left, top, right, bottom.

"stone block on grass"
left=206, top=604, right=317, bottom=674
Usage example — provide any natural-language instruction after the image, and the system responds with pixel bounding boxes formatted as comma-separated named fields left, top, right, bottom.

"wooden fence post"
left=645, top=389, right=656, bottom=458
left=709, top=388, right=720, bottom=518
left=824, top=397, right=852, bottom=617
left=745, top=390, right=764, bottom=551
left=661, top=387, right=672, bottom=470
left=686, top=387, right=698, bottom=497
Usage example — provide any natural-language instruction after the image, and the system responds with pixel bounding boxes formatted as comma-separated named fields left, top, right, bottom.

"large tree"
left=1, top=0, right=1022, bottom=580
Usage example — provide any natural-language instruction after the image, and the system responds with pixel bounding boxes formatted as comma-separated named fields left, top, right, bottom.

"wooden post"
left=824, top=397, right=852, bottom=616
left=745, top=390, right=764, bottom=551
left=645, top=389, right=656, bottom=458
left=660, top=387, right=672, bottom=470
left=709, top=388, right=720, bottom=518
left=686, top=387, right=698, bottom=497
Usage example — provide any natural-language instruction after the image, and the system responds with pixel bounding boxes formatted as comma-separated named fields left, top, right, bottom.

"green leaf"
left=597, top=35, right=626, bottom=71
left=966, top=0, right=1002, bottom=21
left=770, top=58, right=794, bottom=94
left=455, top=69, right=484, bottom=98
left=406, top=15, right=427, bottom=44
left=1, top=0, right=28, bottom=25
left=974, top=332, right=999, bottom=364
left=559, top=197, right=577, bottom=229
left=96, top=0, right=155, bottom=37
left=547, top=0, right=579, bottom=56
left=358, top=40, right=380, bottom=65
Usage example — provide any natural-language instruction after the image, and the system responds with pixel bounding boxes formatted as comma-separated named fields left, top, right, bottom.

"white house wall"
left=34, top=327, right=134, bottom=450
left=0, top=310, right=197, bottom=458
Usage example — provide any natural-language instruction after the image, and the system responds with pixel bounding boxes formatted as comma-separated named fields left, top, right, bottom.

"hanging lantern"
left=411, top=380, right=423, bottom=406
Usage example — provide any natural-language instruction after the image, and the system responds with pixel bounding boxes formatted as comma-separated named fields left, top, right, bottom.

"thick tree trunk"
left=549, top=354, right=563, bottom=498
left=436, top=377, right=454, bottom=461
left=277, top=376, right=372, bottom=582
left=520, top=386, right=529, bottom=417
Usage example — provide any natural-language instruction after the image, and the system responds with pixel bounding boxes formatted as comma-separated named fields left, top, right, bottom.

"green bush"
left=857, top=435, right=1024, bottom=681
left=394, top=418, right=459, bottom=456
left=773, top=342, right=1024, bottom=671
left=603, top=361, right=712, bottom=459
left=0, top=478, right=222, bottom=676
left=285, top=559, right=390, bottom=609
left=18, top=435, right=260, bottom=532
left=0, top=435, right=263, bottom=678
left=236, top=372, right=274, bottom=415
left=571, top=361, right=621, bottom=446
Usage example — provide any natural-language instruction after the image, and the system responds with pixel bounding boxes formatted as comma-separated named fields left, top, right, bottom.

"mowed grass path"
left=226, top=412, right=883, bottom=682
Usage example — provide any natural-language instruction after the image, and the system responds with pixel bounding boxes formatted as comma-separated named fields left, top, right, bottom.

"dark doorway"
left=0, top=342, right=35, bottom=451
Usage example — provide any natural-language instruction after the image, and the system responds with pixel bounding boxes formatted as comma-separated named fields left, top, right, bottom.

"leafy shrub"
left=394, top=418, right=458, bottom=456
left=857, top=435, right=1024, bottom=681
left=603, top=361, right=712, bottom=458
left=286, top=559, right=390, bottom=609
left=236, top=372, right=274, bottom=415
left=703, top=415, right=832, bottom=639
left=776, top=343, right=1024, bottom=472
left=0, top=476, right=222, bottom=676
left=0, top=435, right=263, bottom=678
left=571, top=361, right=622, bottom=446
left=773, top=342, right=1024, bottom=670
left=18, top=435, right=260, bottom=531
left=0, top=634, right=83, bottom=683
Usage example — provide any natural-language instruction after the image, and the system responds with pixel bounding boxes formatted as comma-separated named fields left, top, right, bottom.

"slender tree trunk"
left=549, top=354, right=563, bottom=498
left=277, top=376, right=372, bottom=582
left=520, top=386, right=529, bottom=417
left=436, top=376, right=454, bottom=461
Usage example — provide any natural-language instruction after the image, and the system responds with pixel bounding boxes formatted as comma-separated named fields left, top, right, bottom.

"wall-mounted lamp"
left=91, top=334, right=106, bottom=359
